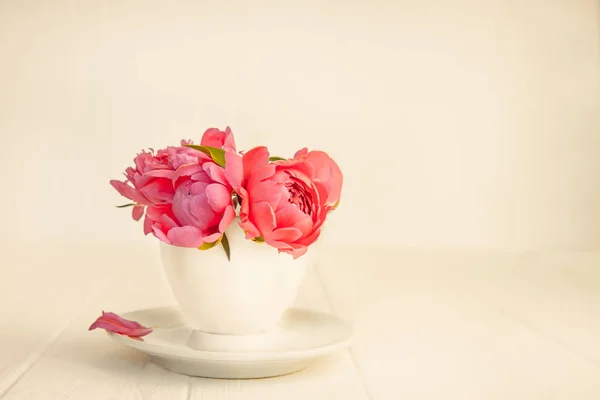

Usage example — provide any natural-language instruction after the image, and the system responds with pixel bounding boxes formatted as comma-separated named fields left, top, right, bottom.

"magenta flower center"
left=285, top=178, right=313, bottom=215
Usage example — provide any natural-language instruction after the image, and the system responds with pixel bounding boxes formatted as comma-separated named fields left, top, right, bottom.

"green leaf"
left=198, top=236, right=223, bottom=250
left=252, top=236, right=265, bottom=243
left=221, top=233, right=231, bottom=261
left=184, top=144, right=226, bottom=168
left=333, top=198, right=341, bottom=209
left=269, top=156, right=286, bottom=162
left=116, top=203, right=138, bottom=208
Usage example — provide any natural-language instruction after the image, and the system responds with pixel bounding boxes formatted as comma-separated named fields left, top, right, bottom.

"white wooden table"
left=2, top=243, right=600, bottom=399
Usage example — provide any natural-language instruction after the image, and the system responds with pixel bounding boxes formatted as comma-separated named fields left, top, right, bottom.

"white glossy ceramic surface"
left=107, top=307, right=353, bottom=379
left=159, top=221, right=308, bottom=335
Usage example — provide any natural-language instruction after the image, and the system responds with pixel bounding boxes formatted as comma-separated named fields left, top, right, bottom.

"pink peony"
left=88, top=311, right=153, bottom=340
left=143, top=160, right=236, bottom=247
left=110, top=126, right=236, bottom=224
left=225, top=146, right=343, bottom=258
left=109, top=141, right=208, bottom=220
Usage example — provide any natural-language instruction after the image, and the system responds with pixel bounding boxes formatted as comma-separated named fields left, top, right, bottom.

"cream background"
left=0, top=0, right=599, bottom=250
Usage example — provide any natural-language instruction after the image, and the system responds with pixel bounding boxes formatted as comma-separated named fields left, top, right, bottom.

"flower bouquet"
left=100, top=127, right=343, bottom=344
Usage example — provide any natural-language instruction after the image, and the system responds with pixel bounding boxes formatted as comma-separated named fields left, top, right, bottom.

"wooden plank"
left=317, top=249, right=600, bottom=400
left=2, top=246, right=368, bottom=400
left=458, top=252, right=600, bottom=366
left=2, top=243, right=189, bottom=400
left=0, top=243, right=123, bottom=397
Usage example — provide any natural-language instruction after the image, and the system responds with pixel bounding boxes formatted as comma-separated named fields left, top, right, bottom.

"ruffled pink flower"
left=110, top=127, right=237, bottom=224
left=225, top=146, right=343, bottom=258
left=88, top=311, right=153, bottom=340
left=142, top=160, right=236, bottom=247
left=110, top=140, right=208, bottom=220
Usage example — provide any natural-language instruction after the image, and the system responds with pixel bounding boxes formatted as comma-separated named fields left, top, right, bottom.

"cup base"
left=186, top=329, right=274, bottom=352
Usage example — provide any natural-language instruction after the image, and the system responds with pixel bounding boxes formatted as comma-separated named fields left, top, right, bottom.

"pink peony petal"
left=142, top=169, right=175, bottom=179
left=143, top=213, right=153, bottom=235
left=173, top=164, right=205, bottom=189
left=280, top=245, right=308, bottom=259
left=275, top=205, right=313, bottom=235
left=202, top=232, right=222, bottom=243
left=152, top=226, right=171, bottom=244
left=294, top=147, right=309, bottom=158
left=88, top=311, right=153, bottom=339
left=205, top=183, right=231, bottom=212
left=200, top=127, right=237, bottom=152
left=305, top=151, right=343, bottom=208
left=110, top=180, right=148, bottom=205
left=242, top=146, right=271, bottom=183
left=145, top=203, right=170, bottom=221
left=241, top=222, right=261, bottom=240
left=270, top=227, right=303, bottom=242
left=202, top=162, right=228, bottom=186
left=250, top=180, right=287, bottom=207
left=219, top=204, right=236, bottom=233
left=132, top=205, right=145, bottom=221
left=251, top=201, right=277, bottom=234
left=139, top=179, right=175, bottom=204
left=295, top=228, right=321, bottom=247
left=166, top=226, right=205, bottom=247
left=225, top=151, right=243, bottom=190
left=239, top=218, right=261, bottom=240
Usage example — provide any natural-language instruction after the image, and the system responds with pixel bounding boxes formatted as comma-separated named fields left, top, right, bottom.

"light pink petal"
left=242, top=146, right=271, bottom=183
left=146, top=203, right=173, bottom=222
left=202, top=162, right=228, bottom=186
left=225, top=151, right=243, bottom=190
left=166, top=226, right=205, bottom=247
left=143, top=214, right=153, bottom=235
left=249, top=181, right=287, bottom=210
left=205, top=183, right=231, bottom=212
left=88, top=311, right=153, bottom=338
left=295, top=228, right=321, bottom=247
left=142, top=169, right=175, bottom=179
left=262, top=238, right=294, bottom=252
left=159, top=214, right=180, bottom=230
left=110, top=180, right=148, bottom=204
left=139, top=179, right=175, bottom=203
left=152, top=226, right=172, bottom=244
left=173, top=164, right=205, bottom=189
left=305, top=151, right=343, bottom=207
left=201, top=128, right=225, bottom=148
left=275, top=206, right=313, bottom=235
left=279, top=245, right=308, bottom=259
left=239, top=219, right=260, bottom=239
left=272, top=170, right=291, bottom=184
left=200, top=128, right=222, bottom=146
left=270, top=227, right=303, bottom=242
left=132, top=205, right=145, bottom=221
left=235, top=187, right=260, bottom=239
left=202, top=232, right=222, bottom=243
left=200, top=127, right=236, bottom=152
left=247, top=165, right=276, bottom=188
left=219, top=204, right=236, bottom=233
left=238, top=187, right=250, bottom=218
left=222, top=126, right=236, bottom=152
left=99, top=311, right=144, bottom=330
left=250, top=201, right=277, bottom=236
left=294, top=147, right=308, bottom=158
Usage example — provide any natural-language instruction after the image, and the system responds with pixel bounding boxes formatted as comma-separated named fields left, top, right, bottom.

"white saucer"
left=107, top=306, right=353, bottom=379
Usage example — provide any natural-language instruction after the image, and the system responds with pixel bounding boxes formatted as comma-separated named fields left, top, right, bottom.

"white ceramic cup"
left=159, top=220, right=308, bottom=350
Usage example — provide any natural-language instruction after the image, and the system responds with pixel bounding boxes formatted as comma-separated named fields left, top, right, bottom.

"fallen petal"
left=88, top=311, right=153, bottom=339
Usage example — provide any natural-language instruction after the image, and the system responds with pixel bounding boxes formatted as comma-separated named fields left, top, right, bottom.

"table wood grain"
left=2, top=244, right=600, bottom=399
